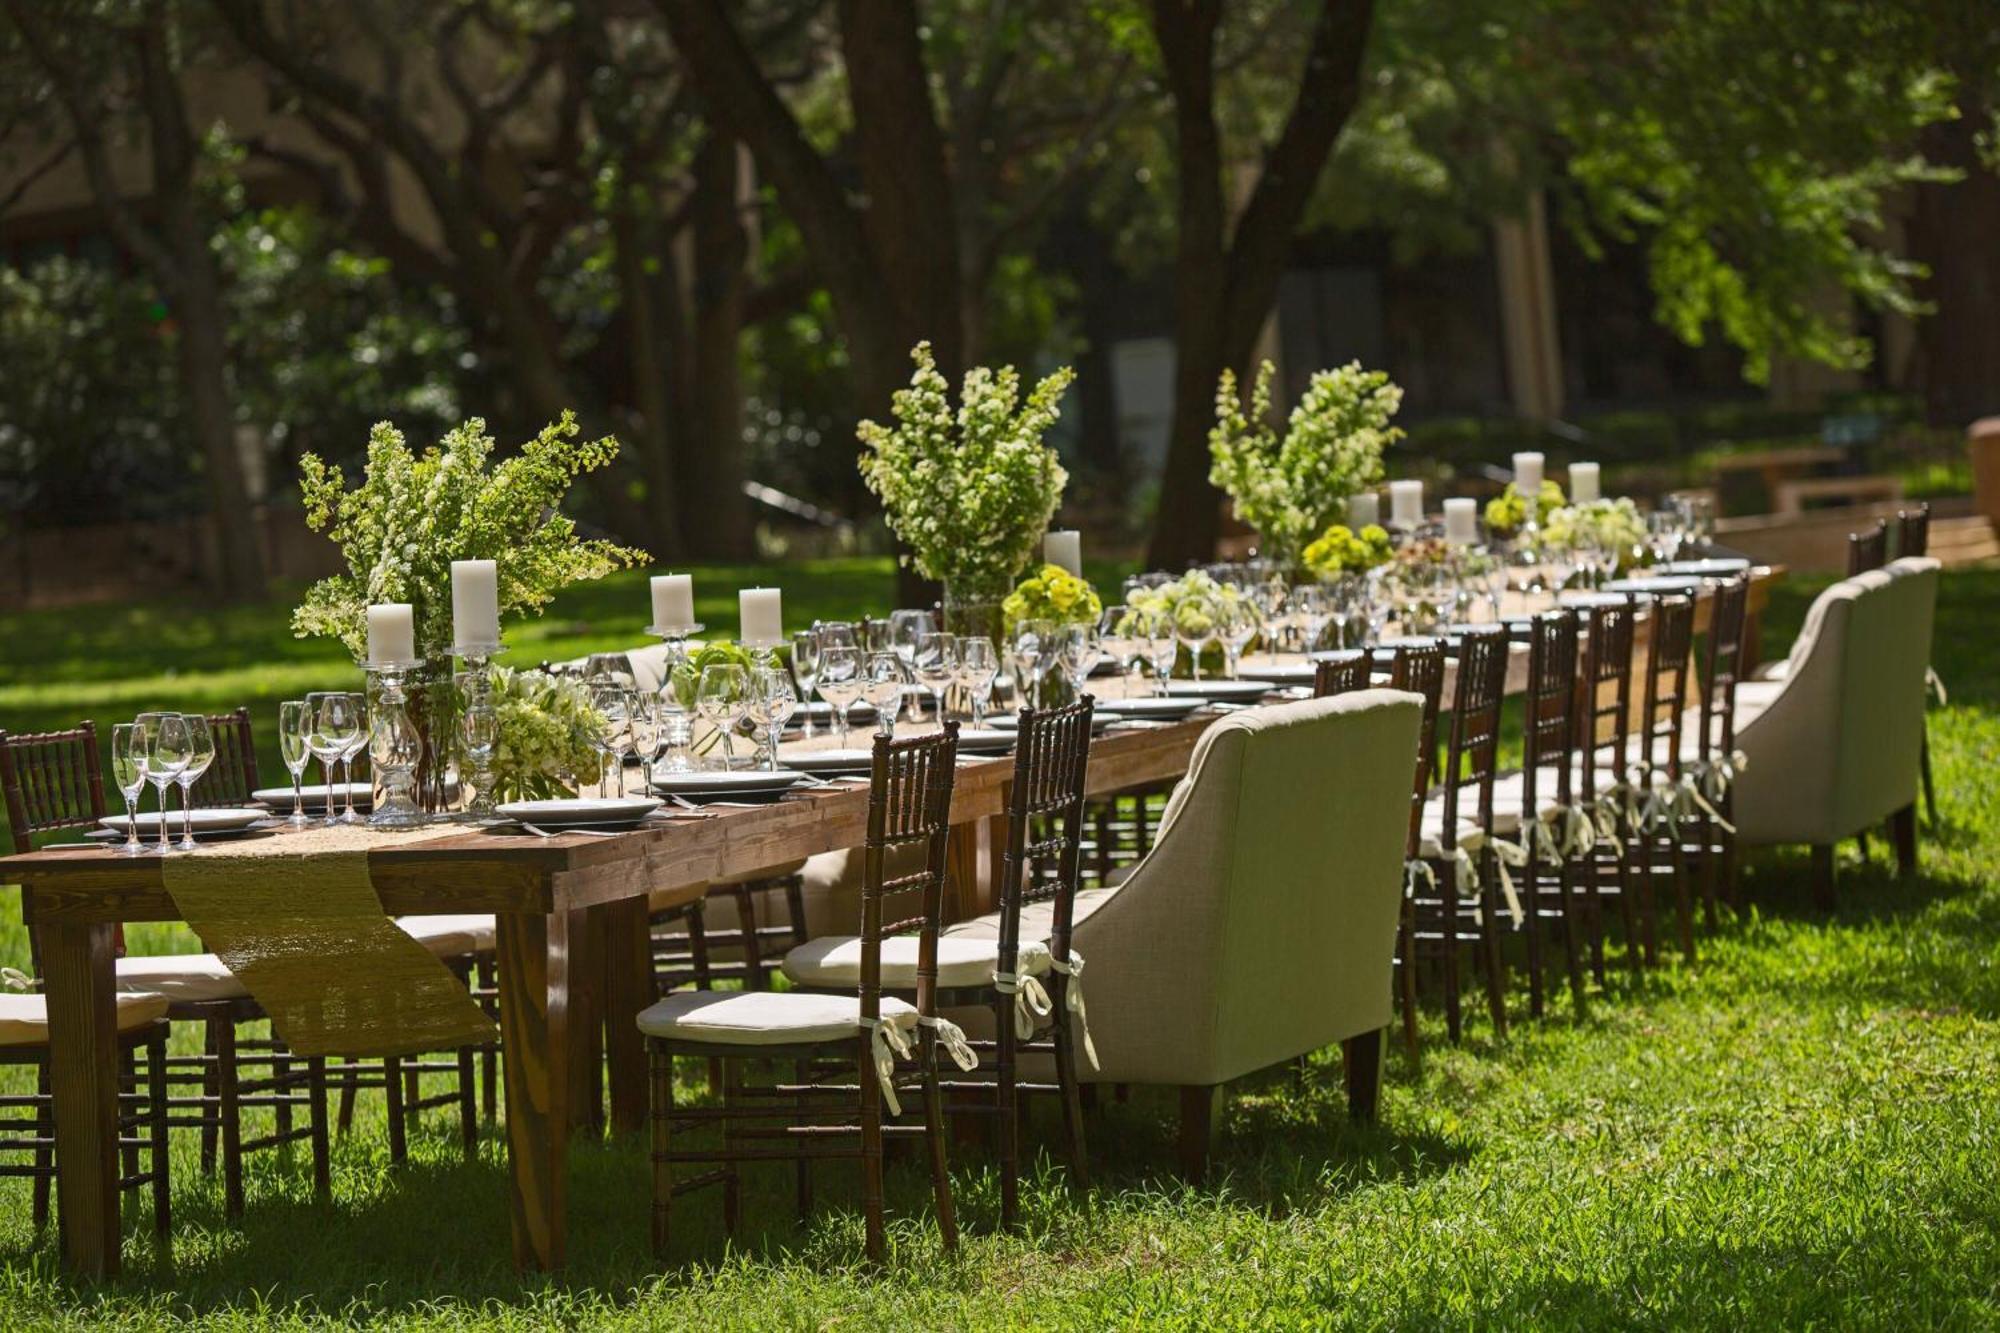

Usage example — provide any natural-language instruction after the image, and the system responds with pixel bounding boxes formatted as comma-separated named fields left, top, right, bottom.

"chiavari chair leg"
left=1435, top=885, right=1464, bottom=1043
left=1696, top=813, right=1721, bottom=932
left=1721, top=795, right=1742, bottom=910
left=457, top=1045, right=478, bottom=1158
left=120, top=1046, right=140, bottom=1183
left=336, top=1059, right=359, bottom=1134
left=307, top=1056, right=330, bottom=1200
left=1476, top=863, right=1508, bottom=1038
left=649, top=1044, right=673, bottom=1259
left=721, top=1061, right=741, bottom=1236
left=148, top=1029, right=171, bottom=1237
left=32, top=1060, right=52, bottom=1231
left=1397, top=898, right=1421, bottom=1062
left=1670, top=838, right=1697, bottom=963
left=1554, top=860, right=1588, bottom=1015
left=1608, top=849, right=1643, bottom=976
left=217, top=1019, right=246, bottom=1219
left=478, top=957, right=499, bottom=1121
left=273, top=1046, right=293, bottom=1144
left=385, top=1054, right=407, bottom=1165
left=794, top=1058, right=813, bottom=1222
left=1051, top=988, right=1091, bottom=1190
left=1920, top=727, right=1937, bottom=828
left=997, top=995, right=1021, bottom=1228
left=1520, top=859, right=1547, bottom=1020
left=1633, top=839, right=1663, bottom=967
left=201, top=1019, right=221, bottom=1173
left=920, top=1032, right=958, bottom=1252
left=859, top=1034, right=887, bottom=1265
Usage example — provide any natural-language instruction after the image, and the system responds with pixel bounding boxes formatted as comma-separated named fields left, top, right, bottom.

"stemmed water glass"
left=1011, top=619, right=1054, bottom=710
left=1142, top=611, right=1178, bottom=696
left=862, top=651, right=907, bottom=738
left=1056, top=623, right=1099, bottom=698
left=747, top=666, right=797, bottom=771
left=1285, top=585, right=1331, bottom=656
left=628, top=691, right=664, bottom=787
left=695, top=664, right=747, bottom=771
left=277, top=700, right=313, bottom=826
left=790, top=630, right=823, bottom=740
left=817, top=645, right=864, bottom=749
left=1213, top=599, right=1257, bottom=680
left=956, top=637, right=998, bottom=726
left=1098, top=606, right=1141, bottom=700
left=913, top=631, right=958, bottom=724
left=311, top=695, right=361, bottom=827
left=109, top=723, right=147, bottom=856
left=136, top=712, right=189, bottom=854
left=336, top=692, right=368, bottom=823
left=591, top=681, right=634, bottom=793
left=172, top=714, right=216, bottom=851
left=1175, top=596, right=1216, bottom=683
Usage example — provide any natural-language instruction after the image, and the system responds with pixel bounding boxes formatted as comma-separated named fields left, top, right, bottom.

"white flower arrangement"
left=485, top=667, right=604, bottom=802
left=856, top=342, right=1076, bottom=597
left=1208, top=360, right=1403, bottom=570
left=1544, top=497, right=1648, bottom=564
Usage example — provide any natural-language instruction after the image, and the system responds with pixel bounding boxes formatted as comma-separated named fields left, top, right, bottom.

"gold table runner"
left=159, top=824, right=499, bottom=1059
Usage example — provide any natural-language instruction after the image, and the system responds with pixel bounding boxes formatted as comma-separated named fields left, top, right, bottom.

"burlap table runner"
left=158, top=823, right=499, bottom=1058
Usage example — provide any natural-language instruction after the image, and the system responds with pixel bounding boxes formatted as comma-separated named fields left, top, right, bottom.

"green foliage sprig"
left=1302, top=523, right=1395, bottom=579
left=1002, top=564, right=1102, bottom=633
left=666, top=640, right=759, bottom=710
left=294, top=413, right=645, bottom=661
left=1208, top=360, right=1403, bottom=570
left=856, top=342, right=1076, bottom=596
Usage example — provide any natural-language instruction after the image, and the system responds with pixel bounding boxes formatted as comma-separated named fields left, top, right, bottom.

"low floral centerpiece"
left=1302, top=522, right=1395, bottom=581
left=1543, top=496, right=1650, bottom=579
left=1483, top=479, right=1565, bottom=541
left=1003, top=564, right=1102, bottom=634
left=485, top=667, right=604, bottom=802
left=857, top=341, right=1076, bottom=644
left=1121, top=570, right=1251, bottom=677
left=1208, top=359, right=1403, bottom=572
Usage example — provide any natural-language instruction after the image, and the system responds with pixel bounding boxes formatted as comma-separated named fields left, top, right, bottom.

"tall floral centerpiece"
left=1208, top=360, right=1403, bottom=574
left=857, top=342, right=1076, bottom=646
left=294, top=413, right=645, bottom=808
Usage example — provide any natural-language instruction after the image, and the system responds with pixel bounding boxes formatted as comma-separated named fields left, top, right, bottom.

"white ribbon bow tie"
left=1556, top=804, right=1598, bottom=859
left=918, top=1014, right=980, bottom=1072
left=1638, top=770, right=1689, bottom=837
left=0, top=967, right=31, bottom=992
left=994, top=969, right=1054, bottom=1042
left=1485, top=840, right=1528, bottom=927
left=1405, top=857, right=1437, bottom=898
left=1048, top=952, right=1099, bottom=1071
left=864, top=1016, right=913, bottom=1117
left=1927, top=666, right=1947, bottom=706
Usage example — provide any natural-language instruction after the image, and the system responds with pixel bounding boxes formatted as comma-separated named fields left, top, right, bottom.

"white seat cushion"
left=0, top=990, right=170, bottom=1046
left=942, top=886, right=1119, bottom=944
left=635, top=989, right=918, bottom=1046
left=397, top=914, right=497, bottom=957
left=115, top=952, right=248, bottom=1003
left=781, top=935, right=1052, bottom=990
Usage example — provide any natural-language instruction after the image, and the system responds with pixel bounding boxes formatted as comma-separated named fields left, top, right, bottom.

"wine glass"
left=173, top=714, right=216, bottom=851
left=1142, top=610, right=1178, bottom=696
left=913, top=631, right=958, bottom=724
left=277, top=700, right=312, bottom=826
left=956, top=636, right=999, bottom=727
left=584, top=652, right=638, bottom=689
left=312, top=695, right=362, bottom=827
left=747, top=666, right=798, bottom=771
left=1174, top=595, right=1216, bottom=683
left=1098, top=606, right=1140, bottom=700
left=627, top=690, right=664, bottom=788
left=889, top=609, right=934, bottom=666
left=137, top=712, right=189, bottom=854
left=336, top=692, right=368, bottom=823
left=1213, top=599, right=1258, bottom=680
left=815, top=620, right=858, bottom=653
left=591, top=680, right=634, bottom=793
left=862, top=651, right=907, bottom=738
left=790, top=629, right=823, bottom=739
left=1285, top=585, right=1331, bottom=656
left=695, top=664, right=747, bottom=771
left=861, top=618, right=893, bottom=655
left=817, top=645, right=864, bottom=749
left=1011, top=619, right=1054, bottom=710
left=1056, top=623, right=1099, bottom=697
left=109, top=723, right=147, bottom=856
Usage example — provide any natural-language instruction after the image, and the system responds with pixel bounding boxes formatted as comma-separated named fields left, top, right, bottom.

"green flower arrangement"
left=1544, top=497, right=1649, bottom=566
left=1208, top=359, right=1403, bottom=570
left=1002, top=564, right=1102, bottom=633
left=1118, top=570, right=1249, bottom=674
left=294, top=412, right=646, bottom=661
left=857, top=342, right=1076, bottom=598
left=1483, top=479, right=1566, bottom=539
left=486, top=667, right=604, bottom=802
left=1302, top=523, right=1394, bottom=579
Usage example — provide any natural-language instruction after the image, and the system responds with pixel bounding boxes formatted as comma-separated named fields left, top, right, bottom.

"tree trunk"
left=1907, top=107, right=2000, bottom=426
left=613, top=205, right=686, bottom=559
left=681, top=133, right=754, bottom=559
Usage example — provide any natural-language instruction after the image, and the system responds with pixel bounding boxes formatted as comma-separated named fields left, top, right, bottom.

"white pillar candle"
left=739, top=587, right=783, bottom=645
left=450, top=559, right=500, bottom=653
left=1512, top=451, right=1545, bottom=496
left=1443, top=498, right=1479, bottom=546
left=367, top=603, right=415, bottom=664
left=651, top=573, right=695, bottom=631
left=1569, top=461, right=1601, bottom=505
left=1346, top=491, right=1380, bottom=530
left=1388, top=479, right=1424, bottom=529
left=1044, top=529, right=1082, bottom=576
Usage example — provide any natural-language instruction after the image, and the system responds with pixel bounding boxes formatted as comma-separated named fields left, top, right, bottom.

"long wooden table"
left=1, top=569, right=1774, bottom=1277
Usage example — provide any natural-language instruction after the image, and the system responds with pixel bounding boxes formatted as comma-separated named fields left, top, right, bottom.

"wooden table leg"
left=602, top=897, right=652, bottom=1135
left=39, top=921, right=120, bottom=1277
left=497, top=910, right=571, bottom=1272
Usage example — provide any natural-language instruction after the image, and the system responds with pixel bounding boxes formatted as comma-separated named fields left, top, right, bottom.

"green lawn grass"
left=0, top=568, right=1995, bottom=1328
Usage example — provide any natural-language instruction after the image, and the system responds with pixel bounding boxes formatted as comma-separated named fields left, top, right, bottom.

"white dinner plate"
left=652, top=770, right=805, bottom=796
left=782, top=749, right=878, bottom=775
left=950, top=728, right=1016, bottom=754
left=101, top=807, right=270, bottom=835
left=989, top=711, right=1115, bottom=733
left=494, top=797, right=664, bottom=828
left=251, top=782, right=372, bottom=810
left=796, top=700, right=877, bottom=722
left=1099, top=696, right=1207, bottom=721
left=1232, top=660, right=1319, bottom=686
left=1163, top=679, right=1272, bottom=702
left=1659, top=557, right=1752, bottom=577
left=1604, top=575, right=1706, bottom=594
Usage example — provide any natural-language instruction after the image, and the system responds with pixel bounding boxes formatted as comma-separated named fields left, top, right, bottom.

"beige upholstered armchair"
left=963, top=690, right=1419, bottom=1179
left=1733, top=556, right=1939, bottom=901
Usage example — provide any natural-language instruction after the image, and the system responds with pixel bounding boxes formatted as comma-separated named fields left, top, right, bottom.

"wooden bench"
left=1773, top=474, right=1903, bottom=515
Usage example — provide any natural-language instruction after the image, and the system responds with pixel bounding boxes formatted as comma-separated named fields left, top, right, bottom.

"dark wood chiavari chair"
left=646, top=726, right=962, bottom=1264
left=1413, top=628, right=1511, bottom=1042
left=0, top=721, right=171, bottom=1236
left=1386, top=638, right=1444, bottom=1059
left=1847, top=520, right=1889, bottom=576
left=1897, top=501, right=1939, bottom=828
left=1571, top=596, right=1652, bottom=971
left=1506, top=611, right=1590, bottom=1018
left=1312, top=650, right=1373, bottom=698
left=1683, top=576, right=1750, bottom=917
left=650, top=870, right=810, bottom=994
left=1629, top=591, right=1701, bottom=961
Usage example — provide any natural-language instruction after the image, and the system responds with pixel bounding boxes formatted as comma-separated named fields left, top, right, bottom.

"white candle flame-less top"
left=367, top=603, right=415, bottom=664
left=1443, top=497, right=1478, bottom=545
left=740, top=587, right=783, bottom=644
left=1388, top=479, right=1424, bottom=528
left=1569, top=461, right=1601, bottom=505
left=651, top=573, right=695, bottom=630
left=1346, top=492, right=1380, bottom=530
left=1043, top=529, right=1082, bottom=577
left=1512, top=451, right=1545, bottom=496
left=451, top=559, right=500, bottom=653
